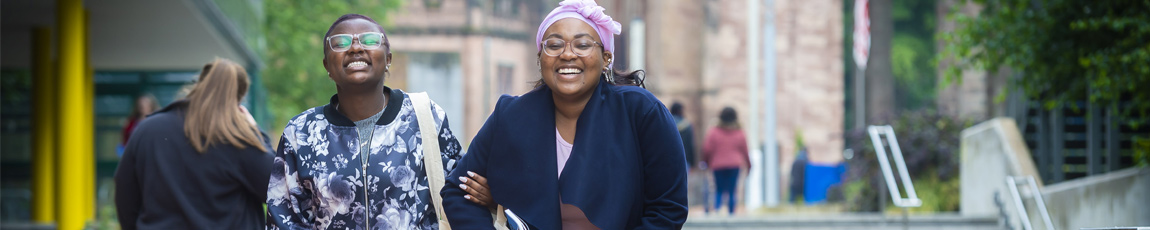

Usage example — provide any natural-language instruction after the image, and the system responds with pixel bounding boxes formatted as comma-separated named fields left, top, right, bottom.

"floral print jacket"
left=267, top=88, right=463, bottom=230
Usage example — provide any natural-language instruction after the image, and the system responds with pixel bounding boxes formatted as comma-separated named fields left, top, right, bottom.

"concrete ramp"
left=1041, top=167, right=1150, bottom=230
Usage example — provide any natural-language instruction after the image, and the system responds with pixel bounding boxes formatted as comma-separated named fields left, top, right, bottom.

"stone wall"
left=635, top=0, right=846, bottom=200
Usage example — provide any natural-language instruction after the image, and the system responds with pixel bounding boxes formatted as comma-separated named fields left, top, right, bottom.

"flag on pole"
left=853, top=0, right=870, bottom=70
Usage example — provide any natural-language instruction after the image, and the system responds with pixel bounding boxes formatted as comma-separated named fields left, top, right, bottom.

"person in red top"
left=703, top=107, right=750, bottom=215
left=119, top=94, right=158, bottom=157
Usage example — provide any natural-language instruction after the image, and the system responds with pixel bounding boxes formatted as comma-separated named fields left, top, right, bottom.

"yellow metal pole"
left=82, top=8, right=97, bottom=221
left=56, top=0, right=95, bottom=229
left=31, top=27, right=56, bottom=224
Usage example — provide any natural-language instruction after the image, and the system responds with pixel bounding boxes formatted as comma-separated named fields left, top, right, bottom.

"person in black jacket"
left=115, top=58, right=273, bottom=230
left=671, top=102, right=698, bottom=169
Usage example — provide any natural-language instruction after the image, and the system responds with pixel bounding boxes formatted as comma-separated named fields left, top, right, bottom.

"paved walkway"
left=683, top=213, right=1002, bottom=230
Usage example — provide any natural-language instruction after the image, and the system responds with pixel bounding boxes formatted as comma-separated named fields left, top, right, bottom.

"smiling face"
left=539, top=18, right=612, bottom=99
left=323, top=18, right=391, bottom=88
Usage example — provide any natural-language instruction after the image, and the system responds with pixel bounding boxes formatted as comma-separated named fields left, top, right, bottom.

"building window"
left=497, top=64, right=515, bottom=95
left=424, top=0, right=444, bottom=9
left=493, top=0, right=520, bottom=18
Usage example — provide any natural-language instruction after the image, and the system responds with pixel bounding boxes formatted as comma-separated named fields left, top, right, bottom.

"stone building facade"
left=600, top=0, right=846, bottom=199
left=386, top=0, right=549, bottom=144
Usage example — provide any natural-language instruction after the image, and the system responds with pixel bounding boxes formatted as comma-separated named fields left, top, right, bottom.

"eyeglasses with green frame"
left=540, top=38, right=602, bottom=57
left=327, top=32, right=385, bottom=52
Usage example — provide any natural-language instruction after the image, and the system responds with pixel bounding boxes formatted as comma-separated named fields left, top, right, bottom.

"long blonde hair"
left=183, top=58, right=268, bottom=153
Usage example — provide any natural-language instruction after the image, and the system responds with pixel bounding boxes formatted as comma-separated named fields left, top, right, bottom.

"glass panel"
left=96, top=95, right=134, bottom=116
left=404, top=52, right=465, bottom=141
left=150, top=72, right=198, bottom=83
left=96, top=129, right=121, bottom=161
left=94, top=72, right=142, bottom=84
left=497, top=64, right=515, bottom=95
left=148, top=84, right=193, bottom=106
left=0, top=132, right=31, bottom=161
left=0, top=179, right=32, bottom=221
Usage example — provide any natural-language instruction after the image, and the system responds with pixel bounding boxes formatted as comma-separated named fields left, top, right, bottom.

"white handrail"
left=866, top=125, right=922, bottom=208
left=1007, top=176, right=1055, bottom=230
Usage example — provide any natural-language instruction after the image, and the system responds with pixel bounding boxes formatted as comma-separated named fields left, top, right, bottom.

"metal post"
left=855, top=68, right=866, bottom=129
left=1050, top=107, right=1064, bottom=182
left=1007, top=176, right=1055, bottom=230
left=1106, top=101, right=1120, bottom=171
left=1088, top=100, right=1101, bottom=175
left=31, top=26, right=56, bottom=224
left=902, top=207, right=909, bottom=230
left=1026, top=177, right=1055, bottom=230
left=1006, top=177, right=1034, bottom=230
left=763, top=0, right=779, bottom=207
left=56, top=0, right=96, bottom=228
left=746, top=0, right=763, bottom=209
left=1035, top=107, right=1048, bottom=181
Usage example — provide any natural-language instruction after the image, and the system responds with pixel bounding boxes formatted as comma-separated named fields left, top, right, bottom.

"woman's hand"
left=459, top=171, right=497, bottom=209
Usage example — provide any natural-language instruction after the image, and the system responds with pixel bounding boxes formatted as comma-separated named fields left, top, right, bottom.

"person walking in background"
left=673, top=101, right=711, bottom=214
left=265, top=14, right=465, bottom=230
left=440, top=0, right=688, bottom=228
left=672, top=102, right=698, bottom=170
left=114, top=58, right=273, bottom=230
left=789, top=146, right=808, bottom=203
left=703, top=107, right=750, bottom=215
left=118, top=94, right=158, bottom=157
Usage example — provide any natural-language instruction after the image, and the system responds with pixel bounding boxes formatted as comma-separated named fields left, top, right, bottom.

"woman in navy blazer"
left=440, top=0, right=688, bottom=229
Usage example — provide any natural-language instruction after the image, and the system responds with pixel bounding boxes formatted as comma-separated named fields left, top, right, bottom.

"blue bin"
left=803, top=163, right=846, bottom=204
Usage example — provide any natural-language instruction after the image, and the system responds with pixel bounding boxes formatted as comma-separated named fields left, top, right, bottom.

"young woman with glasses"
left=440, top=0, right=689, bottom=229
left=265, top=14, right=466, bottom=230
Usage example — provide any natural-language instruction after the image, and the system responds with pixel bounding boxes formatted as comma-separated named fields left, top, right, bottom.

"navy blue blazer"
left=441, top=79, right=689, bottom=229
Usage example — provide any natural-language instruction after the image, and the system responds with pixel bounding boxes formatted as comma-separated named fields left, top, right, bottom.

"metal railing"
left=1007, top=176, right=1055, bottom=230
left=867, top=125, right=922, bottom=208
left=867, top=126, right=921, bottom=230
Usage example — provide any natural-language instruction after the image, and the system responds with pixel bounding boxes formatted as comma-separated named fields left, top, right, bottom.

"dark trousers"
left=712, top=168, right=739, bottom=214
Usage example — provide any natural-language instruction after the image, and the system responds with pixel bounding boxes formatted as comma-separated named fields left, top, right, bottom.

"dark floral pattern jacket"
left=267, top=88, right=463, bottom=230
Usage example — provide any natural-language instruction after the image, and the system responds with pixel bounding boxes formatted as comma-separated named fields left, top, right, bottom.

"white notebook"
left=504, top=209, right=529, bottom=230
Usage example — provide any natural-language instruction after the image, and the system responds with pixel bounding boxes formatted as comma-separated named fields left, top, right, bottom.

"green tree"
left=262, top=0, right=402, bottom=134
left=942, top=0, right=1150, bottom=126
left=890, top=0, right=937, bottom=110
left=845, top=0, right=937, bottom=127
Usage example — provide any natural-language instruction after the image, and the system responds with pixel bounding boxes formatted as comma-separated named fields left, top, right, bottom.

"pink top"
left=702, top=127, right=750, bottom=170
left=556, top=129, right=599, bottom=229
left=557, top=128, right=574, bottom=177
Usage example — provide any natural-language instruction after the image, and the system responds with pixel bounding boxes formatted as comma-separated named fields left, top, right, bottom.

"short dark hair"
left=324, top=14, right=389, bottom=53
left=670, top=102, right=684, bottom=116
left=720, top=107, right=737, bottom=123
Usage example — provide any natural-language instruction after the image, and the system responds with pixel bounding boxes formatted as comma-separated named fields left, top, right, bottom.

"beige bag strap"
left=411, top=92, right=451, bottom=229
left=409, top=92, right=508, bottom=230
left=411, top=92, right=509, bottom=230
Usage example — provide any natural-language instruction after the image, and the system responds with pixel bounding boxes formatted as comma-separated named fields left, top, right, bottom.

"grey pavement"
left=684, top=213, right=1003, bottom=230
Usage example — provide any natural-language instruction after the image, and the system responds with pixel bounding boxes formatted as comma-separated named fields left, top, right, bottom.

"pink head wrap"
left=536, top=0, right=623, bottom=68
